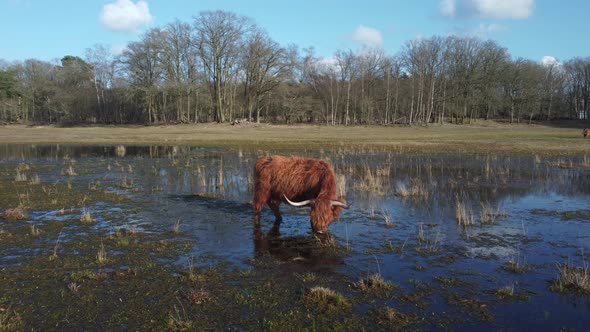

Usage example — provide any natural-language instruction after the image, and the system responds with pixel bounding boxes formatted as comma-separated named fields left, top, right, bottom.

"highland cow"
left=584, top=128, right=590, bottom=139
left=253, top=155, right=349, bottom=233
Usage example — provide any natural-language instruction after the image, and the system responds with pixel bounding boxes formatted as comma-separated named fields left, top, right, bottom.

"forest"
left=0, top=10, right=589, bottom=126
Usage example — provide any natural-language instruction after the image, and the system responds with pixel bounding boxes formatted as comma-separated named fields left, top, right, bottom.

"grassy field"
left=1, top=122, right=589, bottom=154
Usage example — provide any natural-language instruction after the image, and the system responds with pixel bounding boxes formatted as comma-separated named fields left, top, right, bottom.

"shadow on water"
left=1, top=144, right=589, bottom=330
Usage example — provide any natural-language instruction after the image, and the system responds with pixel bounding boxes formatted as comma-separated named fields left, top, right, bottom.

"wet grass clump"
left=434, top=276, right=470, bottom=289
left=446, top=293, right=493, bottom=322
left=304, top=286, right=350, bottom=312
left=372, top=306, right=418, bottom=330
left=79, top=210, right=96, bottom=225
left=355, top=273, right=398, bottom=296
left=550, top=262, right=590, bottom=294
left=502, top=260, right=531, bottom=274
left=494, top=284, right=532, bottom=302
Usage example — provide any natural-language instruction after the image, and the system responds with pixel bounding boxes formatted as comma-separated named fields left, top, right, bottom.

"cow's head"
left=584, top=128, right=590, bottom=138
left=284, top=195, right=349, bottom=234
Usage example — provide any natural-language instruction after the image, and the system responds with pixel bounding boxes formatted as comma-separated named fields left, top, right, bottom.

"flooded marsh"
left=0, top=144, right=589, bottom=330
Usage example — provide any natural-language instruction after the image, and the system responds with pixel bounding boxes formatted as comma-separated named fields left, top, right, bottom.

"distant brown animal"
left=253, top=155, right=349, bottom=234
left=584, top=128, right=590, bottom=138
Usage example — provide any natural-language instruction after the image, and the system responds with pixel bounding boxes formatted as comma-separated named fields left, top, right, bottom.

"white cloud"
left=100, top=0, right=154, bottom=33
left=350, top=25, right=383, bottom=48
left=441, top=0, right=534, bottom=19
left=541, top=56, right=561, bottom=67
left=440, top=0, right=456, bottom=17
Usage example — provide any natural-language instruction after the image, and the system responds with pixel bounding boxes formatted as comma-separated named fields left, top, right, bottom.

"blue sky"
left=1, top=0, right=588, bottom=64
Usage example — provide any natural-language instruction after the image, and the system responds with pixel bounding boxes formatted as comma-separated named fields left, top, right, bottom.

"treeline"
left=0, top=10, right=589, bottom=125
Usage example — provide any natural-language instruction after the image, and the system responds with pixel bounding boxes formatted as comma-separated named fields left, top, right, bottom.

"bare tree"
left=242, top=28, right=293, bottom=123
left=193, top=10, right=252, bottom=123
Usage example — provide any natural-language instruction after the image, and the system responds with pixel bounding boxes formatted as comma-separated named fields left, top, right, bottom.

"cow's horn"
left=331, top=200, right=350, bottom=209
left=283, top=195, right=312, bottom=207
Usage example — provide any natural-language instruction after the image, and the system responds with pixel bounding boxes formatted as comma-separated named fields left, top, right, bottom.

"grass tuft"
left=373, top=306, right=417, bottom=329
left=172, top=219, right=181, bottom=234
left=304, top=286, right=350, bottom=311
left=61, top=164, right=78, bottom=176
left=67, top=282, right=81, bottom=293
left=1, top=207, right=28, bottom=221
left=187, top=288, right=212, bottom=305
left=480, top=202, right=505, bottom=225
left=380, top=208, right=395, bottom=228
left=29, top=224, right=41, bottom=236
left=80, top=209, right=96, bottom=225
left=455, top=195, right=475, bottom=227
left=96, top=241, right=108, bottom=264
left=502, top=258, right=531, bottom=274
left=0, top=306, right=23, bottom=330
left=550, top=261, right=590, bottom=294
left=355, top=273, right=397, bottom=294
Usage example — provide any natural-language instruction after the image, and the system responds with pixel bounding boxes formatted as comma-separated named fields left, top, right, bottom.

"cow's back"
left=254, top=155, right=337, bottom=201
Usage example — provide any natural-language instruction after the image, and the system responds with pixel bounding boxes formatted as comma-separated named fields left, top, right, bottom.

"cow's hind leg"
left=253, top=191, right=268, bottom=226
left=268, top=200, right=282, bottom=236
left=269, top=200, right=282, bottom=223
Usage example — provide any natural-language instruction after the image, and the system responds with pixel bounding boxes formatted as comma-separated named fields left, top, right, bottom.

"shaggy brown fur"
left=253, top=155, right=346, bottom=233
left=584, top=128, right=590, bottom=139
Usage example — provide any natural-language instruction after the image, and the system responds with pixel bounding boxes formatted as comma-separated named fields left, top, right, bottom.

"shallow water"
left=1, top=144, right=589, bottom=330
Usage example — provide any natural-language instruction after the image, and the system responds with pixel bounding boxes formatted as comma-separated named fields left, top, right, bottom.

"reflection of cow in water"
left=253, top=224, right=344, bottom=267
left=584, top=128, right=590, bottom=139
left=253, top=155, right=349, bottom=234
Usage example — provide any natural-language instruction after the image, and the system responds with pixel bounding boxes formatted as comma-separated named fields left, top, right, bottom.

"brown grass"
left=455, top=195, right=475, bottom=227
left=1, top=123, right=589, bottom=154
left=550, top=262, right=590, bottom=294
left=355, top=273, right=398, bottom=296
left=304, top=286, right=350, bottom=310
left=1, top=207, right=28, bottom=220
